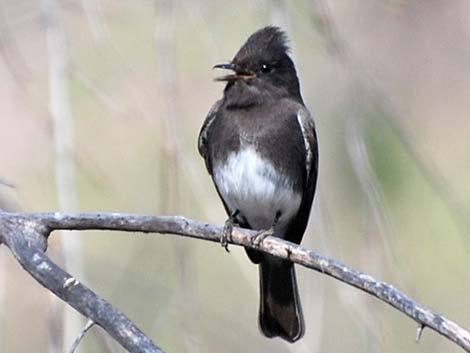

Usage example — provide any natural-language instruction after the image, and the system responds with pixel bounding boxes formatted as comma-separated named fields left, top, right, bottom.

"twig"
left=0, top=213, right=164, bottom=353
left=416, top=324, right=425, bottom=343
left=0, top=211, right=469, bottom=352
left=42, top=0, right=84, bottom=350
left=68, top=319, right=95, bottom=353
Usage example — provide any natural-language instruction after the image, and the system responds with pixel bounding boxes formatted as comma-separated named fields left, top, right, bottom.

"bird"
left=198, top=26, right=318, bottom=343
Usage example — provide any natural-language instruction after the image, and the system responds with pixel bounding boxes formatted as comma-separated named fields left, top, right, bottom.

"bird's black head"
left=214, top=26, right=303, bottom=109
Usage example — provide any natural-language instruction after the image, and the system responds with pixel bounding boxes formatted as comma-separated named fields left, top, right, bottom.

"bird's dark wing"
left=198, top=99, right=222, bottom=175
left=198, top=99, right=238, bottom=219
left=285, top=107, right=319, bottom=245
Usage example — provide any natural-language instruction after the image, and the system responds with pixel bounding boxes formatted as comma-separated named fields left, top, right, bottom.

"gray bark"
left=0, top=211, right=469, bottom=352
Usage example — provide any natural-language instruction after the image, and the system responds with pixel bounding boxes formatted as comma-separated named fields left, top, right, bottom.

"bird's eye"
left=260, top=64, right=273, bottom=73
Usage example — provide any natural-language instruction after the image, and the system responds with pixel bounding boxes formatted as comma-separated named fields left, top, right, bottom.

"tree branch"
left=0, top=211, right=469, bottom=352
left=0, top=213, right=164, bottom=353
left=68, top=319, right=95, bottom=353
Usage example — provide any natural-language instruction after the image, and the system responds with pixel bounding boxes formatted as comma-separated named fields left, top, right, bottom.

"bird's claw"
left=252, top=227, right=274, bottom=247
left=222, top=218, right=233, bottom=252
left=221, top=210, right=239, bottom=252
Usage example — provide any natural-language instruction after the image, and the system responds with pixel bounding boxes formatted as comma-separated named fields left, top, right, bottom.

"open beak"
left=213, top=62, right=256, bottom=82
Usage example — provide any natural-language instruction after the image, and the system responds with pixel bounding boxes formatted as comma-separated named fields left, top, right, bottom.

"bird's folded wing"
left=198, top=99, right=222, bottom=174
left=296, top=107, right=318, bottom=182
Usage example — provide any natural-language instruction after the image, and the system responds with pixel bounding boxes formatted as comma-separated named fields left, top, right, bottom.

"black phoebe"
left=198, top=26, right=318, bottom=342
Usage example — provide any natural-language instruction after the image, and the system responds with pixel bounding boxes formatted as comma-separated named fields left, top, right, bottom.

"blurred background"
left=1, top=0, right=470, bottom=352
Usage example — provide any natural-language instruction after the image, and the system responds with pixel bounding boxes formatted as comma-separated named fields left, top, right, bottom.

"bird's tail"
left=258, top=256, right=304, bottom=342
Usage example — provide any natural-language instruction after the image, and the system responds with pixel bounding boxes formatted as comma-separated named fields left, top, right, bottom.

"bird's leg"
left=252, top=212, right=281, bottom=247
left=222, top=209, right=239, bottom=252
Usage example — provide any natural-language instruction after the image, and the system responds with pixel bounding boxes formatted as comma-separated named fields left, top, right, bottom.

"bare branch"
left=416, top=324, right=425, bottom=343
left=42, top=0, right=85, bottom=349
left=68, top=319, right=95, bottom=353
left=0, top=214, right=164, bottom=353
left=0, top=211, right=469, bottom=352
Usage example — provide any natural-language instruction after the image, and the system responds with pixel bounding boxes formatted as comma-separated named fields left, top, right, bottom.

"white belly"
left=214, top=147, right=302, bottom=235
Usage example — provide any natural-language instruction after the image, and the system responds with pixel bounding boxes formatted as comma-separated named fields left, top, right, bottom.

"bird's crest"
left=233, top=26, right=290, bottom=62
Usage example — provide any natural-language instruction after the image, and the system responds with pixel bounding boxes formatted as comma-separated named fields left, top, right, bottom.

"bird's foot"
left=221, top=220, right=233, bottom=252
left=251, top=212, right=280, bottom=248
left=252, top=227, right=275, bottom=248
left=221, top=210, right=239, bottom=252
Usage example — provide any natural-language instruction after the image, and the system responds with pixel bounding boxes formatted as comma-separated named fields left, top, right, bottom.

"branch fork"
left=0, top=211, right=469, bottom=352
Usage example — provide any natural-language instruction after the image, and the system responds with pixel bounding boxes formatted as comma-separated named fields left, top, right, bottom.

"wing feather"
left=296, top=108, right=317, bottom=183
left=285, top=107, right=319, bottom=245
left=198, top=99, right=222, bottom=174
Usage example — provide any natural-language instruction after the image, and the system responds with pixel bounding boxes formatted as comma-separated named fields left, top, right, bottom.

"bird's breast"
left=213, top=147, right=302, bottom=235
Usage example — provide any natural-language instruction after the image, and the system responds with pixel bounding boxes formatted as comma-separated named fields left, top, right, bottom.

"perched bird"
left=198, top=26, right=318, bottom=342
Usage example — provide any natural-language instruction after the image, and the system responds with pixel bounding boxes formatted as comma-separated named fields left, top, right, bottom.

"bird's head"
left=214, top=26, right=303, bottom=108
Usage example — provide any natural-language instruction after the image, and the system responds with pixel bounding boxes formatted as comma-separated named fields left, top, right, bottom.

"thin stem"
left=68, top=319, right=95, bottom=353
left=0, top=211, right=469, bottom=352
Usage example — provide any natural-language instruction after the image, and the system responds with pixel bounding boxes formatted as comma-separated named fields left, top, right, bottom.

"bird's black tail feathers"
left=258, top=257, right=304, bottom=342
